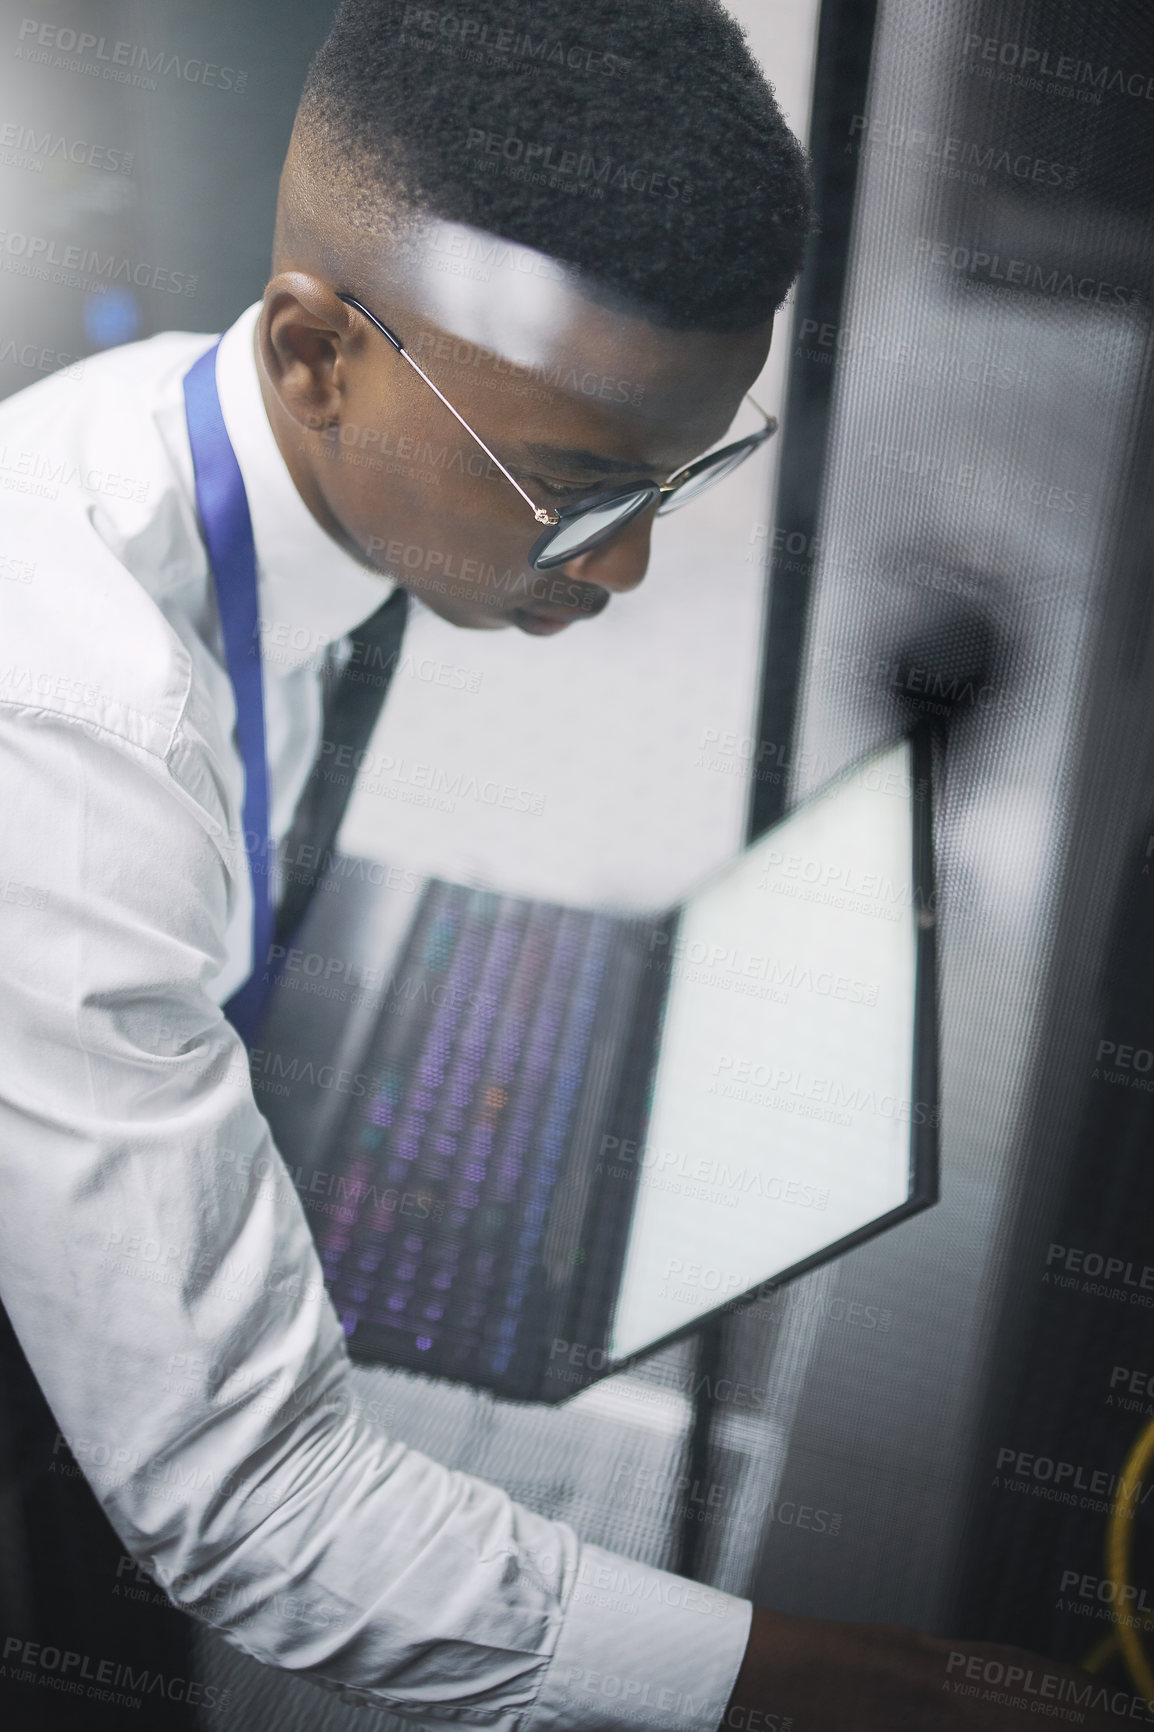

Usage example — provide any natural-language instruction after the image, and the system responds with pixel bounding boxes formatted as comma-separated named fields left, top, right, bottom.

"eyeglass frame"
left=336, top=291, right=778, bottom=572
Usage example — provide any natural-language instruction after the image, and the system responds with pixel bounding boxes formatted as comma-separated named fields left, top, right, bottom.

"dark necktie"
left=274, top=586, right=409, bottom=946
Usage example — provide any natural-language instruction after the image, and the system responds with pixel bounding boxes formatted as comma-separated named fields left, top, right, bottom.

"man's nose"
left=557, top=506, right=657, bottom=593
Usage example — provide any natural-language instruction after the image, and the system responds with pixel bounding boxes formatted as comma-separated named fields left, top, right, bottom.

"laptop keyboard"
left=315, top=882, right=617, bottom=1383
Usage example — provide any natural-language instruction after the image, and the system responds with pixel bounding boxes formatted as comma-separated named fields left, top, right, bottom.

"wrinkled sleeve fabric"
left=0, top=697, right=751, bottom=1732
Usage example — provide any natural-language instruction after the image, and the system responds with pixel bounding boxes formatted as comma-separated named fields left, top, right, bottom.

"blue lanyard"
left=183, top=341, right=273, bottom=1046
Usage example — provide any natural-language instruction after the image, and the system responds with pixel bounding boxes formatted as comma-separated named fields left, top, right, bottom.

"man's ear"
left=256, top=274, right=360, bottom=432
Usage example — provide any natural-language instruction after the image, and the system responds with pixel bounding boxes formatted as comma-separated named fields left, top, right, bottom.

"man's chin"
left=407, top=592, right=515, bottom=631
left=408, top=592, right=599, bottom=636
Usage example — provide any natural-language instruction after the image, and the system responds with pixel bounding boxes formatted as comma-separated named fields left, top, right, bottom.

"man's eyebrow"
left=518, top=441, right=652, bottom=477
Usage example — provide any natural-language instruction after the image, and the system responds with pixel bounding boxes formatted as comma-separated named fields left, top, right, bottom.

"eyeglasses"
left=337, top=292, right=778, bottom=571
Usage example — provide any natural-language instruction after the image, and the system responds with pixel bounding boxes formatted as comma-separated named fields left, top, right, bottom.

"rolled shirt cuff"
left=528, top=1542, right=752, bottom=1732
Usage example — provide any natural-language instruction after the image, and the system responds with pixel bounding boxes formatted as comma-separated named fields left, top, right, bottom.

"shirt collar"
left=215, top=301, right=396, bottom=673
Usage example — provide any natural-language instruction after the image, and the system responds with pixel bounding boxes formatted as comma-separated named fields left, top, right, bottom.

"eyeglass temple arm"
left=745, top=390, right=778, bottom=434
left=656, top=391, right=779, bottom=498
left=337, top=294, right=559, bottom=526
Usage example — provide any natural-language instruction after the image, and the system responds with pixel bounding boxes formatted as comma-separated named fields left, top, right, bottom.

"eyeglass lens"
left=655, top=441, right=760, bottom=515
left=533, top=436, right=764, bottom=566
left=537, top=488, right=657, bottom=563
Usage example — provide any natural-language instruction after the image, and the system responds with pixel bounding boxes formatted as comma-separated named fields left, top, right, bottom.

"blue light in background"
left=83, top=288, right=140, bottom=349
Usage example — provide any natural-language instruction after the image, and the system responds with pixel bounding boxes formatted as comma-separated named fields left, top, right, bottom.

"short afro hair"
left=295, top=0, right=814, bottom=331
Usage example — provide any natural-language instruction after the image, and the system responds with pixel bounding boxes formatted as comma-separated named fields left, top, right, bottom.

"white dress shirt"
left=0, top=303, right=752, bottom=1728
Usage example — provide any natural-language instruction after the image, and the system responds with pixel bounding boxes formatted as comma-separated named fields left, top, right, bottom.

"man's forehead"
left=378, top=216, right=652, bottom=369
left=346, top=216, right=773, bottom=469
left=369, top=216, right=770, bottom=391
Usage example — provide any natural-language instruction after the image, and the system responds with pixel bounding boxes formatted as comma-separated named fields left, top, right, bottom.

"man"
left=0, top=1, right=1127, bottom=1727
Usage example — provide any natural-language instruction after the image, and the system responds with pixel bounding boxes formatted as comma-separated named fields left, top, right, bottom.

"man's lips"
left=510, top=589, right=611, bottom=635
left=510, top=608, right=578, bottom=636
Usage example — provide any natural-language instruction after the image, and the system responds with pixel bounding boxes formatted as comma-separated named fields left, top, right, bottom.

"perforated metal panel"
left=741, top=0, right=1154, bottom=1634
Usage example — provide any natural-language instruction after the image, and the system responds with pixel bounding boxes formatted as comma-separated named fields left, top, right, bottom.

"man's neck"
left=252, top=319, right=377, bottom=571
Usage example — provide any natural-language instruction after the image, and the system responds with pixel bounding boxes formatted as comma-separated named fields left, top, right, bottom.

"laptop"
left=254, top=731, right=938, bottom=1403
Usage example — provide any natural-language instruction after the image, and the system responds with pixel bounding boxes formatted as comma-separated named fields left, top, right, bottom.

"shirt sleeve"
left=0, top=702, right=751, bottom=1732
